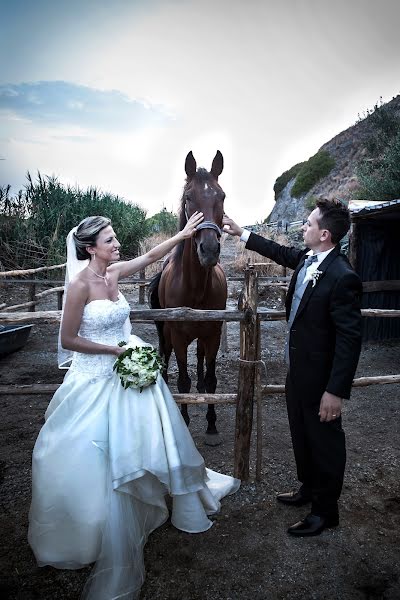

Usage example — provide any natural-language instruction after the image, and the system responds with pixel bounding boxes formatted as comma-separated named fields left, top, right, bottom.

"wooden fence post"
left=220, top=321, right=228, bottom=354
left=138, top=268, right=146, bottom=304
left=57, top=290, right=64, bottom=310
left=255, top=316, right=263, bottom=481
left=28, top=283, right=36, bottom=312
left=234, top=266, right=258, bottom=481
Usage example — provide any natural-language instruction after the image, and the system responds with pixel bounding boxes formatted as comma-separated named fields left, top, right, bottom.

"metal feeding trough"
left=0, top=323, right=34, bottom=357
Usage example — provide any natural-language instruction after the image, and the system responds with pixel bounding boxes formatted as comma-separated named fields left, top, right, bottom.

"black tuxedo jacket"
left=246, top=233, right=362, bottom=401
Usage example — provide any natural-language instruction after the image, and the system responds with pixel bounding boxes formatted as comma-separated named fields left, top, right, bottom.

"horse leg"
left=196, top=339, right=205, bottom=393
left=204, top=332, right=222, bottom=446
left=173, top=337, right=191, bottom=427
left=160, top=324, right=172, bottom=384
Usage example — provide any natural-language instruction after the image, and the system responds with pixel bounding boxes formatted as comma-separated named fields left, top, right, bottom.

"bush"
left=305, top=195, right=318, bottom=211
left=273, top=162, right=305, bottom=197
left=291, top=150, right=335, bottom=197
left=145, top=208, right=178, bottom=237
left=356, top=130, right=400, bottom=200
left=355, top=99, right=400, bottom=200
left=0, top=173, right=148, bottom=270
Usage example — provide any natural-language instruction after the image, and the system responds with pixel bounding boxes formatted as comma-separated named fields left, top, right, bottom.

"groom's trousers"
left=285, top=371, right=346, bottom=519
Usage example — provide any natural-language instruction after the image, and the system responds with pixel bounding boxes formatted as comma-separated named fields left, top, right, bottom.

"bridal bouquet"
left=113, top=342, right=164, bottom=392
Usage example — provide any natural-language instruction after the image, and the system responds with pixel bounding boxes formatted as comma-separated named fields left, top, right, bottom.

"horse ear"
left=211, top=150, right=223, bottom=179
left=185, top=151, right=197, bottom=179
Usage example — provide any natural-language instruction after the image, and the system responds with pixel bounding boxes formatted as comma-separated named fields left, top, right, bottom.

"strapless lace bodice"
left=69, top=292, right=130, bottom=378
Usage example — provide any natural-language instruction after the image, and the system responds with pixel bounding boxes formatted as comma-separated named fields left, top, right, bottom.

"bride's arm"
left=61, top=280, right=124, bottom=356
left=108, top=211, right=203, bottom=280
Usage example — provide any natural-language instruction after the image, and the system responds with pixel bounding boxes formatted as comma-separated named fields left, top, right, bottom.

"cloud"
left=0, top=81, right=173, bottom=132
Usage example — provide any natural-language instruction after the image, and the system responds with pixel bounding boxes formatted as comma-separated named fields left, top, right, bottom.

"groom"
left=223, top=199, right=362, bottom=536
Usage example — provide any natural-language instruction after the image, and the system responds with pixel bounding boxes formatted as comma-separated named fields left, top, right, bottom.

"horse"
left=149, top=150, right=227, bottom=445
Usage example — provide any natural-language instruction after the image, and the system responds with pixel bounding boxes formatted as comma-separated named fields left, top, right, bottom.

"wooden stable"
left=349, top=199, right=400, bottom=341
left=1, top=265, right=400, bottom=482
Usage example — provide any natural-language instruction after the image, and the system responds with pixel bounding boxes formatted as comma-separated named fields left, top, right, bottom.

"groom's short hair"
left=315, top=198, right=350, bottom=244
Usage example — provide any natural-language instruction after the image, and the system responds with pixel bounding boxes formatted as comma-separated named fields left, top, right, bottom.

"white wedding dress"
left=28, top=292, right=240, bottom=599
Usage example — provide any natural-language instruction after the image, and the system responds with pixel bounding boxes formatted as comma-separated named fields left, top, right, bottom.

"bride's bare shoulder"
left=66, top=274, right=90, bottom=303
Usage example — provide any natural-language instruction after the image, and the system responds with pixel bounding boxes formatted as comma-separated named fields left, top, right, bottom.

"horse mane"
left=173, top=168, right=213, bottom=261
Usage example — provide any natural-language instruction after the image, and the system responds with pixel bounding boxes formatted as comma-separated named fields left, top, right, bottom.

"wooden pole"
left=57, top=290, right=64, bottom=310
left=138, top=268, right=146, bottom=304
left=1, top=307, right=399, bottom=325
left=2, top=286, right=64, bottom=312
left=234, top=266, right=258, bottom=481
left=0, top=386, right=238, bottom=403
left=255, top=316, right=263, bottom=481
left=220, top=321, right=228, bottom=353
left=2, top=374, right=399, bottom=398
left=0, top=263, right=66, bottom=277
left=348, top=220, right=358, bottom=270
left=28, top=283, right=36, bottom=313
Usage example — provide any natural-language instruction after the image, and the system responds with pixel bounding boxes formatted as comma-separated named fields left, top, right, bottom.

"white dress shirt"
left=302, top=248, right=334, bottom=284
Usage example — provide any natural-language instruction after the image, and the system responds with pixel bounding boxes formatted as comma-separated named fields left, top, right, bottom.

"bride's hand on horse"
left=180, top=211, right=204, bottom=239
left=222, top=214, right=243, bottom=237
left=109, top=212, right=204, bottom=279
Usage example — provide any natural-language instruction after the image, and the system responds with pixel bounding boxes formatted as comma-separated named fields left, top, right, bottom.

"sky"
left=0, top=0, right=399, bottom=225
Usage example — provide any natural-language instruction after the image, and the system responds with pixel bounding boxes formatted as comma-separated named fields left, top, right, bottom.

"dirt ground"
left=0, top=234, right=400, bottom=600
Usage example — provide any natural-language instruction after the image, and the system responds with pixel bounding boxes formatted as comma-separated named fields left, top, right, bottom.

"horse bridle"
left=184, top=205, right=222, bottom=238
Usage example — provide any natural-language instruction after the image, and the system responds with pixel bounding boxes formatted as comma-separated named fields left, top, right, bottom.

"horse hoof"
left=204, top=433, right=222, bottom=446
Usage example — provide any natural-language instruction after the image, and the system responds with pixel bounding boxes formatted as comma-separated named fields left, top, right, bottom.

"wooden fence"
left=1, top=265, right=400, bottom=482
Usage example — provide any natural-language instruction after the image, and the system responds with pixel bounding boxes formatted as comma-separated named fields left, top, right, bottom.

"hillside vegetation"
left=269, top=94, right=400, bottom=224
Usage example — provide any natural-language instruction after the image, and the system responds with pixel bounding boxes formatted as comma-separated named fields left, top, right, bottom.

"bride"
left=28, top=214, right=240, bottom=599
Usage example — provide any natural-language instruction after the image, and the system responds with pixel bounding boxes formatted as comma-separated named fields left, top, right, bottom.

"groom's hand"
left=222, top=214, right=243, bottom=237
left=319, top=391, right=342, bottom=422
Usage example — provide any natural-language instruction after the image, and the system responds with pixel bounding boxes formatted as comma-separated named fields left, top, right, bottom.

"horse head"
left=183, top=150, right=225, bottom=268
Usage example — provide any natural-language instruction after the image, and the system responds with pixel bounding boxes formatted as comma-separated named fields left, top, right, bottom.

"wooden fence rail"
left=1, top=307, right=399, bottom=325
left=3, top=375, right=399, bottom=398
left=0, top=263, right=66, bottom=277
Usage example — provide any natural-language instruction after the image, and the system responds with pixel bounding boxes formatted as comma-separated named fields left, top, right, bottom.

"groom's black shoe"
left=287, top=513, right=339, bottom=537
left=276, top=490, right=311, bottom=507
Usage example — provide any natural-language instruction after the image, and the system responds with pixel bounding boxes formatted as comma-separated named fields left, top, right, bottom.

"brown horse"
left=149, top=150, right=227, bottom=445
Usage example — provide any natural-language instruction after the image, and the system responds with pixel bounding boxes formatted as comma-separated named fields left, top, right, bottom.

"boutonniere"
left=310, top=269, right=323, bottom=287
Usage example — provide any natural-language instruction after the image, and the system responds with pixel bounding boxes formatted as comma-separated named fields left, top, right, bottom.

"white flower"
left=311, top=269, right=323, bottom=287
left=113, top=345, right=164, bottom=392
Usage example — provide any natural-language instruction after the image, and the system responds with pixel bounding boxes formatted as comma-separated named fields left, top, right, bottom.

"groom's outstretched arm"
left=222, top=215, right=305, bottom=270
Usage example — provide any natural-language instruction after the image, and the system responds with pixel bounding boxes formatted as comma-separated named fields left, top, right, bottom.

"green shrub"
left=291, top=150, right=335, bottom=197
left=273, top=162, right=305, bottom=197
left=145, top=207, right=178, bottom=236
left=356, top=130, right=400, bottom=200
left=305, top=195, right=318, bottom=211
left=355, top=98, right=400, bottom=200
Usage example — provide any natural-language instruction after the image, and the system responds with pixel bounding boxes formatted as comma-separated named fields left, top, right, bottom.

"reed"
left=0, top=174, right=148, bottom=272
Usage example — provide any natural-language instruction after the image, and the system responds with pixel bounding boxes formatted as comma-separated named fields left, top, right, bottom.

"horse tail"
left=148, top=271, right=162, bottom=309
left=148, top=270, right=166, bottom=355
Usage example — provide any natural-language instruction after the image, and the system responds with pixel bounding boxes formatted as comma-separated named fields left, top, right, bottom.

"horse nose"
left=200, top=240, right=220, bottom=255
left=198, top=238, right=220, bottom=267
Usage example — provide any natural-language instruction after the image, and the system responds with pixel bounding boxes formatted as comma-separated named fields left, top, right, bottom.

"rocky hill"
left=269, top=94, right=400, bottom=223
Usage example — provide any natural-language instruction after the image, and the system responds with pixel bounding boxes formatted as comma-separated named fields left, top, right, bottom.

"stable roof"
left=349, top=199, right=400, bottom=219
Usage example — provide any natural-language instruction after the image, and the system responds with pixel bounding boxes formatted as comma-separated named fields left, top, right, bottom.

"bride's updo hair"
left=73, top=216, right=111, bottom=260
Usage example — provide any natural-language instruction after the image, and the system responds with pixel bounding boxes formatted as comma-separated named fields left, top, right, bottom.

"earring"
left=93, top=253, right=96, bottom=261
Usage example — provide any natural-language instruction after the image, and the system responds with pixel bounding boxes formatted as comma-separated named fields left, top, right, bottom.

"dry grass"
left=139, top=232, right=171, bottom=278
left=227, top=227, right=292, bottom=276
